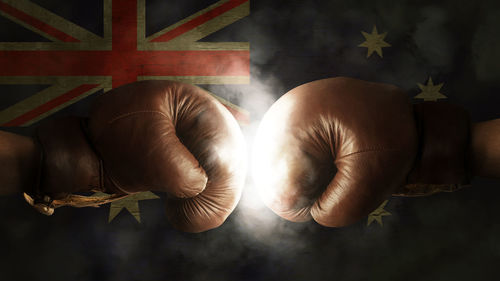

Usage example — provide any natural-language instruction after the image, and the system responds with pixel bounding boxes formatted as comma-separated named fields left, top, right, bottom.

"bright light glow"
left=234, top=118, right=281, bottom=231
left=250, top=93, right=297, bottom=210
left=227, top=73, right=294, bottom=238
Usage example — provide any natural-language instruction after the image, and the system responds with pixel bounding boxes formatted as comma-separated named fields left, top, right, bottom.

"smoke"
left=413, top=6, right=455, bottom=71
left=471, top=9, right=500, bottom=82
left=197, top=5, right=332, bottom=272
left=2, top=0, right=500, bottom=280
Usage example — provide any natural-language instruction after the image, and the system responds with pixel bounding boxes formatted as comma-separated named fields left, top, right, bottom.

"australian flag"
left=1, top=0, right=499, bottom=280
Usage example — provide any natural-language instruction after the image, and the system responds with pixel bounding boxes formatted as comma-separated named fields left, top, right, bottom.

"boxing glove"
left=23, top=80, right=246, bottom=232
left=253, top=77, right=471, bottom=227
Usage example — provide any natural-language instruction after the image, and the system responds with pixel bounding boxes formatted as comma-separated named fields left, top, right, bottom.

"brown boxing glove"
left=252, top=77, right=472, bottom=227
left=19, top=80, right=246, bottom=232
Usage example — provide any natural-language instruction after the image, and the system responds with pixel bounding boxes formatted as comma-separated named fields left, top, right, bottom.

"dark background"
left=1, top=0, right=500, bottom=280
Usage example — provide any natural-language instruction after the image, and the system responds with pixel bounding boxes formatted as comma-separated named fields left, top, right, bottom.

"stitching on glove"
left=107, top=110, right=170, bottom=124
left=337, top=147, right=402, bottom=160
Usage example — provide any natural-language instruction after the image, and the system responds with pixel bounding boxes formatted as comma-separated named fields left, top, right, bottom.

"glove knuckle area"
left=310, top=150, right=411, bottom=227
left=93, top=112, right=208, bottom=197
left=165, top=97, right=246, bottom=232
left=255, top=125, right=337, bottom=223
left=164, top=172, right=244, bottom=233
left=88, top=80, right=245, bottom=232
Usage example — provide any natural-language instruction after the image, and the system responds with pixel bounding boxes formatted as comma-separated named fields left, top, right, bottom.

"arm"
left=0, top=131, right=38, bottom=195
left=0, top=81, right=247, bottom=233
left=470, top=119, right=500, bottom=179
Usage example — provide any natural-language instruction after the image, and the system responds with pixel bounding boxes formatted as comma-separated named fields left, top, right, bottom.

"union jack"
left=0, top=0, right=250, bottom=127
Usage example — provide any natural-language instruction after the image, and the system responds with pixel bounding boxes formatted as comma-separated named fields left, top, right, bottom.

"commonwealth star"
left=367, top=200, right=391, bottom=226
left=93, top=191, right=160, bottom=223
left=358, top=25, right=391, bottom=58
left=414, top=77, right=447, bottom=101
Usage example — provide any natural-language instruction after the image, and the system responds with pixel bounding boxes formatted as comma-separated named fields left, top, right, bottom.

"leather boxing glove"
left=252, top=77, right=471, bottom=227
left=21, top=80, right=246, bottom=232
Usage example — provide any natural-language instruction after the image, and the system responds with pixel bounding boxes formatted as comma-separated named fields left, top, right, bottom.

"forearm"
left=0, top=131, right=38, bottom=195
left=470, top=119, right=500, bottom=179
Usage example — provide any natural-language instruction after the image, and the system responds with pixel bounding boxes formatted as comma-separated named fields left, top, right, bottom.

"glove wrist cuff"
left=401, top=101, right=472, bottom=195
left=24, top=116, right=126, bottom=215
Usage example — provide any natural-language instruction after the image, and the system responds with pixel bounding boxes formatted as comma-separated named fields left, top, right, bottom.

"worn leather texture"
left=35, top=117, right=103, bottom=198
left=253, top=77, right=470, bottom=227
left=35, top=80, right=246, bottom=232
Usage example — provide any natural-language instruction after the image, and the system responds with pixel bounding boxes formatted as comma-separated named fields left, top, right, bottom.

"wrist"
left=470, top=119, right=500, bottom=178
left=0, top=131, right=39, bottom=195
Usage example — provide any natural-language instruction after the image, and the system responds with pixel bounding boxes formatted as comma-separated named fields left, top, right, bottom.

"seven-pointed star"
left=367, top=200, right=392, bottom=226
left=358, top=25, right=391, bottom=58
left=414, top=77, right=447, bottom=101
left=93, top=191, right=160, bottom=223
